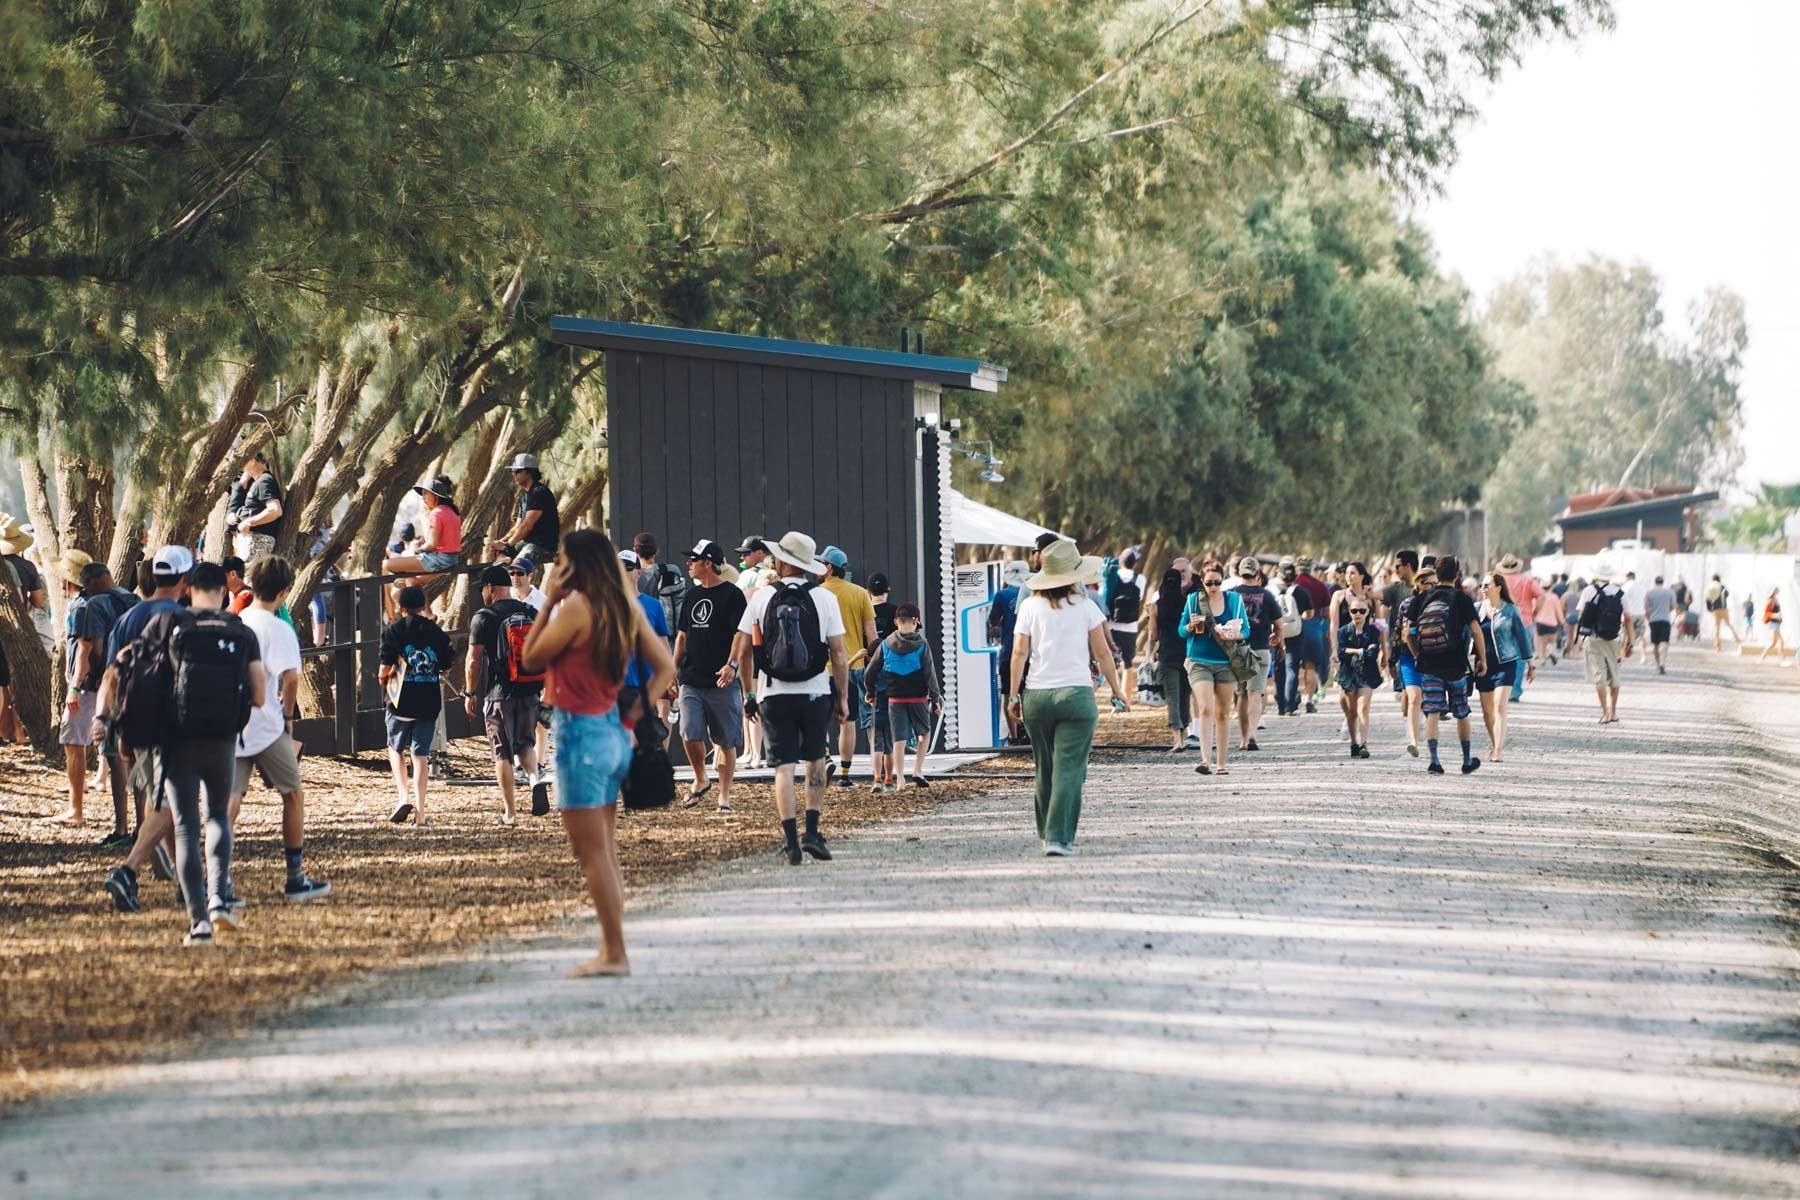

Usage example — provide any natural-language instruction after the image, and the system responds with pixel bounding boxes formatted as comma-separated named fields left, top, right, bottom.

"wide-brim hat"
left=0, top=514, right=32, bottom=556
left=57, top=548, right=93, bottom=578
left=412, top=476, right=455, bottom=501
left=1496, top=553, right=1524, bottom=573
left=1026, top=539, right=1087, bottom=590
left=769, top=530, right=825, bottom=575
left=1591, top=558, right=1616, bottom=582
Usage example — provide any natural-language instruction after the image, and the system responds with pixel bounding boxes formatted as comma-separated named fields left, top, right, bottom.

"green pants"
left=1022, top=686, right=1098, bottom=846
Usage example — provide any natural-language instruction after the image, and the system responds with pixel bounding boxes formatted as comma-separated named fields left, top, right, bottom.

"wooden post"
left=331, top=575, right=357, bottom=756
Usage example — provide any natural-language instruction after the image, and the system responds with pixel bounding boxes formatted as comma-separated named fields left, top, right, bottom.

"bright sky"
left=1417, top=0, right=1799, bottom=495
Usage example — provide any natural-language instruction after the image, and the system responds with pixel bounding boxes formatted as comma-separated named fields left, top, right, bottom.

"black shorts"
left=1649, top=620, right=1671, bottom=646
left=0, top=640, right=9, bottom=688
left=760, top=694, right=832, bottom=766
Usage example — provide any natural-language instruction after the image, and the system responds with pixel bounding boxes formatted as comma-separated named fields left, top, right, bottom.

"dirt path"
left=6, top=649, right=1798, bottom=1199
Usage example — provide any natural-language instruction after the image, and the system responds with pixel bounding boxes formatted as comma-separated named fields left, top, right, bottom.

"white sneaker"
left=1044, top=842, right=1073, bottom=857
left=184, top=920, right=214, bottom=946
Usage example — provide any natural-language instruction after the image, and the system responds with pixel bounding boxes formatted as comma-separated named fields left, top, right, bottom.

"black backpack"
left=758, top=582, right=828, bottom=682
left=619, top=700, right=675, bottom=811
left=1583, top=585, right=1625, bottom=640
left=1109, top=577, right=1142, bottom=624
left=116, top=608, right=254, bottom=747
left=1414, top=588, right=1457, bottom=658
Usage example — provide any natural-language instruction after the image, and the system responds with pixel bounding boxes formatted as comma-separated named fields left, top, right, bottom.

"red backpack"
left=494, top=606, right=545, bottom=686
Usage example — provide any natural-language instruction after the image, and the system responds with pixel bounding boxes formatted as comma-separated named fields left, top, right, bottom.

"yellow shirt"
left=822, top=576, right=877, bottom=666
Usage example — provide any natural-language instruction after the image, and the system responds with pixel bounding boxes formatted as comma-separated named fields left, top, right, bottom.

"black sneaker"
left=530, top=779, right=551, bottom=816
left=285, top=875, right=332, bottom=902
left=150, top=842, right=176, bottom=881
left=1246, top=739, right=1260, bottom=751
left=801, top=830, right=833, bottom=861
left=836, top=769, right=853, bottom=789
left=1348, top=745, right=1360, bottom=759
left=104, top=865, right=141, bottom=913
left=1426, top=761, right=1446, bottom=775
left=1304, top=700, right=1317, bottom=714
left=781, top=841, right=803, bottom=866
left=1461, top=757, right=1482, bottom=775
left=97, top=830, right=133, bottom=851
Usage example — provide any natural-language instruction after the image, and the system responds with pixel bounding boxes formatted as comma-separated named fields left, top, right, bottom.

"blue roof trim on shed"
left=550, top=317, right=1006, bottom=392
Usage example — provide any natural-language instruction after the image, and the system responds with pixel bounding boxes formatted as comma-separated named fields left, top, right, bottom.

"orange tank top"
left=545, top=636, right=622, bottom=717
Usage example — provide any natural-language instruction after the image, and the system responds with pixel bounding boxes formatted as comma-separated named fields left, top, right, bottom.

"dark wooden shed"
left=548, top=318, right=1007, bottom=687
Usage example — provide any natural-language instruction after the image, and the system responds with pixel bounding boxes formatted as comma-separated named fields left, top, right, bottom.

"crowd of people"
left=2, top=445, right=1792, bottom=972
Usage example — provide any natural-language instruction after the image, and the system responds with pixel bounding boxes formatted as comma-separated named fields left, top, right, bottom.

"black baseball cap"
left=479, top=565, right=512, bottom=588
left=687, top=539, right=725, bottom=565
left=868, top=572, right=890, bottom=595
left=733, top=536, right=768, bottom=556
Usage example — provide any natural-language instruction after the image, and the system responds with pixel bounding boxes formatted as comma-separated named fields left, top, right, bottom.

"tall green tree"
left=1479, top=259, right=1747, bottom=553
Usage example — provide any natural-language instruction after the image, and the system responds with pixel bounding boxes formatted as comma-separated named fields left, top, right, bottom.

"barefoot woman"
left=522, top=528, right=675, bottom=978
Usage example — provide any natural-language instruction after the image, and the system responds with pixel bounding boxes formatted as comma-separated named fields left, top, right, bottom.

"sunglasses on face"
left=1203, top=578, right=1222, bottom=587
left=1350, top=608, right=1368, bottom=615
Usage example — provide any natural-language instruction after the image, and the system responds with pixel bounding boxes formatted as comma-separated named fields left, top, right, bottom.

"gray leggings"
left=158, top=737, right=237, bottom=923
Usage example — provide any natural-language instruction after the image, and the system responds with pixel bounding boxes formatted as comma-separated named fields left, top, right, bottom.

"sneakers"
left=1245, top=739, right=1260, bottom=752
left=150, top=842, right=176, bottom=881
left=208, top=905, right=241, bottom=932
left=285, top=875, right=332, bottom=902
left=911, top=776, right=930, bottom=789
left=183, top=920, right=214, bottom=946
left=1043, top=842, right=1073, bottom=857
left=1354, top=744, right=1371, bottom=759
left=781, top=842, right=803, bottom=866
left=801, top=830, right=833, bottom=861
left=104, top=865, right=141, bottom=913
left=97, top=830, right=133, bottom=851
left=1461, top=757, right=1482, bottom=775
left=1304, top=700, right=1317, bottom=714
left=530, top=779, right=551, bottom=816
left=1426, top=762, right=1446, bottom=775
left=1184, top=734, right=1201, bottom=749
left=836, top=767, right=854, bottom=789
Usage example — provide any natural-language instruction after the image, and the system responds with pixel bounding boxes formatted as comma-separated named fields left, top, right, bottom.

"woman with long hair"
left=383, top=476, right=463, bottom=576
left=522, top=528, right=675, bottom=977
left=1326, top=560, right=1377, bottom=670
left=1476, top=571, right=1535, bottom=761
left=1181, top=559, right=1249, bottom=777
left=1147, top=565, right=1193, bottom=753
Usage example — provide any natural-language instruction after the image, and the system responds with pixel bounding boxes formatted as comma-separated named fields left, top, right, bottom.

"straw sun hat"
left=1026, top=539, right=1103, bottom=590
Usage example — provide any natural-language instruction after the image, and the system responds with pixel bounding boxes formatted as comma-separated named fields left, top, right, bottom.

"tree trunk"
left=149, top=361, right=263, bottom=549
left=0, top=568, right=56, bottom=758
left=560, top=466, right=610, bottom=533
left=275, top=355, right=375, bottom=562
left=53, top=451, right=114, bottom=566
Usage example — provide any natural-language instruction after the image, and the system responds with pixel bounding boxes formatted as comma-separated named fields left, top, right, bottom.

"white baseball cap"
left=151, top=545, right=195, bottom=576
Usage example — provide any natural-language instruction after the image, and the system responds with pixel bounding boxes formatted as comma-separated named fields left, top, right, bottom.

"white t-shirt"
left=516, top=586, right=547, bottom=613
left=1015, top=592, right=1106, bottom=690
left=738, top=579, right=846, bottom=697
left=239, top=606, right=301, bottom=757
left=1623, top=579, right=1647, bottom=617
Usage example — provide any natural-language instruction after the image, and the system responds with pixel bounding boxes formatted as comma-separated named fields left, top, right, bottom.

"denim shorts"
left=1472, top=660, right=1516, bottom=694
left=1299, top=617, right=1330, bottom=669
left=870, top=695, right=893, bottom=753
left=552, top=707, right=633, bottom=810
left=385, top=709, right=435, bottom=756
left=419, top=550, right=461, bottom=572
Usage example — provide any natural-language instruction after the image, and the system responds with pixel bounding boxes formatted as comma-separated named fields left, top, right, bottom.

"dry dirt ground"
left=0, top=737, right=1009, bottom=1110
left=3, top=648, right=1798, bottom=1198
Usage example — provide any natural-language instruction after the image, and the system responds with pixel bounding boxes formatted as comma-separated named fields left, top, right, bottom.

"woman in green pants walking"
left=1006, top=539, right=1131, bottom=856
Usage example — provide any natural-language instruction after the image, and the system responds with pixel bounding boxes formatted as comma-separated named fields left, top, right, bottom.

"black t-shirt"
left=518, top=481, right=559, bottom=551
left=239, top=473, right=284, bottom=537
left=469, top=598, right=542, bottom=701
left=676, top=581, right=749, bottom=688
left=1153, top=595, right=1188, bottom=667
left=873, top=601, right=897, bottom=642
left=1412, top=586, right=1479, bottom=681
left=379, top=614, right=452, bottom=719
left=4, top=553, right=43, bottom=598
left=1234, top=585, right=1278, bottom=651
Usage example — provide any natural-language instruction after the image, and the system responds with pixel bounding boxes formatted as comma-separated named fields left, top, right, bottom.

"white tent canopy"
left=949, top=486, right=1060, bottom=547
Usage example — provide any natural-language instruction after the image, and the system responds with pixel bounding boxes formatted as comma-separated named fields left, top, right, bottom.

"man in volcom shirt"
left=674, top=540, right=748, bottom=813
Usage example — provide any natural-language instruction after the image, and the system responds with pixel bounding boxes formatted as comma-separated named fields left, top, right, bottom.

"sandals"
left=683, top=781, right=713, bottom=807
left=1195, top=762, right=1212, bottom=775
